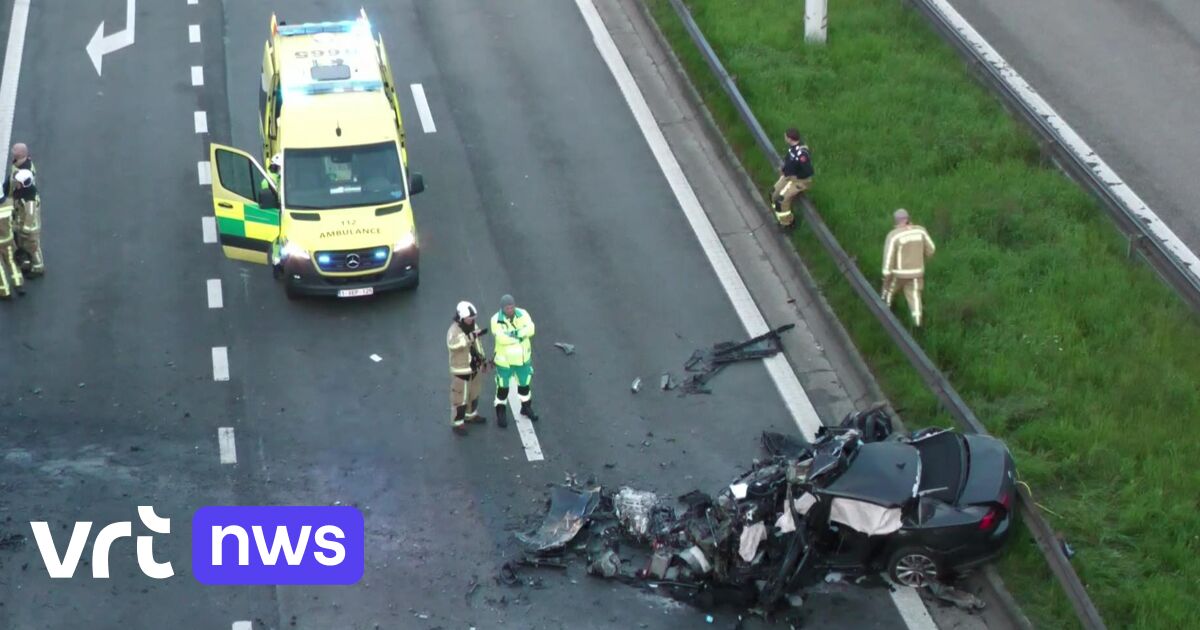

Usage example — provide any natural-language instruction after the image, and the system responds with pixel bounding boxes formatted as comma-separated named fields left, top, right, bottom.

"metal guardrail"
left=661, top=0, right=1106, bottom=627
left=905, top=0, right=1200, bottom=316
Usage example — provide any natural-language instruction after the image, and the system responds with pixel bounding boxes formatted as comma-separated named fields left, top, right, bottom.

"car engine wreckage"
left=512, top=406, right=995, bottom=619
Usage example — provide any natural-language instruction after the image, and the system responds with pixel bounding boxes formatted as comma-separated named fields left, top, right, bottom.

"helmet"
left=269, top=153, right=282, bottom=172
left=455, top=301, right=477, bottom=321
left=13, top=169, right=33, bottom=187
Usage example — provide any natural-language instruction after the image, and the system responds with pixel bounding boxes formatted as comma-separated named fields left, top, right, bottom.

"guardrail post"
left=805, top=0, right=827, bottom=44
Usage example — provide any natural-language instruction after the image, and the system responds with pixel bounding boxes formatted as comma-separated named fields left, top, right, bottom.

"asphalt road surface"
left=947, top=0, right=1200, bottom=258
left=0, top=0, right=917, bottom=628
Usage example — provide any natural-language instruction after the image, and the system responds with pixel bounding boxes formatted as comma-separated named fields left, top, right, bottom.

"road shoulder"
left=592, top=0, right=1004, bottom=628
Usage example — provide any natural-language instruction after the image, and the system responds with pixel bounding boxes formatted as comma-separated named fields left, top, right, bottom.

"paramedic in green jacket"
left=490, top=294, right=539, bottom=427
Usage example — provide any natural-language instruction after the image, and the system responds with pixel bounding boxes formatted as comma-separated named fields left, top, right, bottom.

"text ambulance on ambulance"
left=208, top=11, right=423, bottom=299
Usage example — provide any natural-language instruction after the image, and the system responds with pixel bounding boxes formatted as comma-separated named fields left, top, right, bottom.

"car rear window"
left=913, top=431, right=966, bottom=503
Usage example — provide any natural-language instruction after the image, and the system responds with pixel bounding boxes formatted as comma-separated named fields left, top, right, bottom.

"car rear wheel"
left=887, top=547, right=941, bottom=588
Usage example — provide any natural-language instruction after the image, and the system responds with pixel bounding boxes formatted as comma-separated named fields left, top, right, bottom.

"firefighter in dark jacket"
left=447, top=301, right=490, bottom=435
left=770, top=128, right=814, bottom=228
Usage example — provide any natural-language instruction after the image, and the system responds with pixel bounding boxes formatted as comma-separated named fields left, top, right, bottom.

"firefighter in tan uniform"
left=770, top=128, right=814, bottom=228
left=881, top=209, right=936, bottom=327
left=0, top=201, right=24, bottom=298
left=4, top=144, right=42, bottom=276
left=447, top=301, right=490, bottom=435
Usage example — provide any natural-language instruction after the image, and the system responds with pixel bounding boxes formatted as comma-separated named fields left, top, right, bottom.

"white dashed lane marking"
left=191, top=65, right=203, bottom=86
left=188, top=0, right=198, bottom=5
left=189, top=24, right=200, bottom=43
left=207, top=279, right=223, bottom=308
left=198, top=160, right=211, bottom=185
left=504, top=380, right=544, bottom=462
left=194, top=111, right=207, bottom=134
left=410, top=83, right=436, bottom=133
left=211, top=346, right=229, bottom=381
left=218, top=428, right=237, bottom=464
left=202, top=216, right=217, bottom=243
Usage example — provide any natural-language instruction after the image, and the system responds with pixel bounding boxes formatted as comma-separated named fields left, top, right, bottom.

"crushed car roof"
left=816, top=441, right=920, bottom=507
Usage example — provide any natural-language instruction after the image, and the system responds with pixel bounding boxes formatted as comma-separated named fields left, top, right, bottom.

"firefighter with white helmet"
left=881, top=208, right=936, bottom=327
left=447, top=300, right=490, bottom=435
left=9, top=167, right=42, bottom=276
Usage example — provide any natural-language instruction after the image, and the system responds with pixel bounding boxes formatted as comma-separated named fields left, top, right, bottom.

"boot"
left=465, top=400, right=485, bottom=423
left=452, top=405, right=468, bottom=435
left=521, top=400, right=539, bottom=422
left=495, top=404, right=508, bottom=428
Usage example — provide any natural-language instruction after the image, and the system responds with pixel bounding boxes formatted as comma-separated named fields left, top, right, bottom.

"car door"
left=260, top=40, right=280, bottom=163
left=208, top=143, right=280, bottom=265
left=375, top=35, right=407, bottom=157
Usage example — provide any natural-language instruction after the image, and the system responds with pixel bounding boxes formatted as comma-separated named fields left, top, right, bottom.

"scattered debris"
left=660, top=373, right=674, bottom=390
left=926, top=581, right=986, bottom=611
left=553, top=342, right=575, bottom=355
left=515, top=485, right=599, bottom=553
left=631, top=377, right=642, bottom=393
left=681, top=324, right=794, bottom=394
left=497, top=562, right=520, bottom=587
left=511, top=409, right=1015, bottom=620
left=0, top=533, right=26, bottom=551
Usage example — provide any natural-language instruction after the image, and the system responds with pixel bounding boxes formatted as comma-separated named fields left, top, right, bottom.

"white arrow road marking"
left=0, top=0, right=31, bottom=159
left=85, top=0, right=135, bottom=76
left=218, top=428, right=237, bottom=464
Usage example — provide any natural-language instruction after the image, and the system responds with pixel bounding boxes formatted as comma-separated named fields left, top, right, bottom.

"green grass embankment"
left=645, top=1, right=1200, bottom=627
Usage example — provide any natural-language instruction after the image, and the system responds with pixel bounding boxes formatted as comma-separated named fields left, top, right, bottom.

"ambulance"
left=207, top=11, right=423, bottom=298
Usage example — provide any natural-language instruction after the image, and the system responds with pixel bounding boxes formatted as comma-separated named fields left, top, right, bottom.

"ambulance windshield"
left=283, top=142, right=406, bottom=210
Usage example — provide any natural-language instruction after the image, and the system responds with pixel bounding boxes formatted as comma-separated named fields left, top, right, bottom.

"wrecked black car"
left=514, top=407, right=1016, bottom=617
left=788, top=423, right=1017, bottom=588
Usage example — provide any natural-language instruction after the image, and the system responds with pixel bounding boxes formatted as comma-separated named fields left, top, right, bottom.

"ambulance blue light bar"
left=277, top=20, right=357, bottom=37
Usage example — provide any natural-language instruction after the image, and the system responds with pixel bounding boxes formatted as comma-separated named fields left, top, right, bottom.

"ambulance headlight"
left=394, top=231, right=416, bottom=251
left=281, top=241, right=311, bottom=260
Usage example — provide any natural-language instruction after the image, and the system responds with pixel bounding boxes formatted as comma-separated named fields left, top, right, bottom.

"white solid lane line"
left=194, top=111, right=207, bottom=134
left=211, top=346, right=229, bottom=381
left=410, top=83, right=437, bottom=133
left=198, top=160, right=211, bottom=185
left=188, top=0, right=198, bottom=5
left=202, top=216, right=217, bottom=243
left=574, top=1, right=934, bottom=628
left=189, top=24, right=200, bottom=43
left=207, top=278, right=223, bottom=308
left=191, top=65, right=204, bottom=86
left=573, top=0, right=822, bottom=441
left=0, top=0, right=31, bottom=158
left=218, top=428, right=237, bottom=464
left=506, top=382, right=544, bottom=462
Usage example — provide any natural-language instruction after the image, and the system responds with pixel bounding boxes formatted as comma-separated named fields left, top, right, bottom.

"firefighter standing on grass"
left=491, top=294, right=538, bottom=428
left=881, top=208, right=936, bottom=327
left=447, top=301, right=489, bottom=435
left=770, top=128, right=814, bottom=228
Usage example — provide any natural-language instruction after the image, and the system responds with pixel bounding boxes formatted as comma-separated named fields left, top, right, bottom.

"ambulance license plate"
left=337, top=287, right=374, bottom=298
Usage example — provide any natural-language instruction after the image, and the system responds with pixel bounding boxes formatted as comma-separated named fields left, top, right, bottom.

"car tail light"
left=979, top=492, right=1011, bottom=531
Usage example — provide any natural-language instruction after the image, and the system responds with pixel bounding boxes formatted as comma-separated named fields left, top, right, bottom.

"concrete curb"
left=628, top=1, right=1033, bottom=628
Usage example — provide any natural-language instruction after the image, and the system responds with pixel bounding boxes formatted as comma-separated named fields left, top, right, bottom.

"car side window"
left=215, top=149, right=256, bottom=200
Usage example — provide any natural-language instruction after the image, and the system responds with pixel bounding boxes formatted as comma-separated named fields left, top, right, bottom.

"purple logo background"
left=192, top=506, right=364, bottom=585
